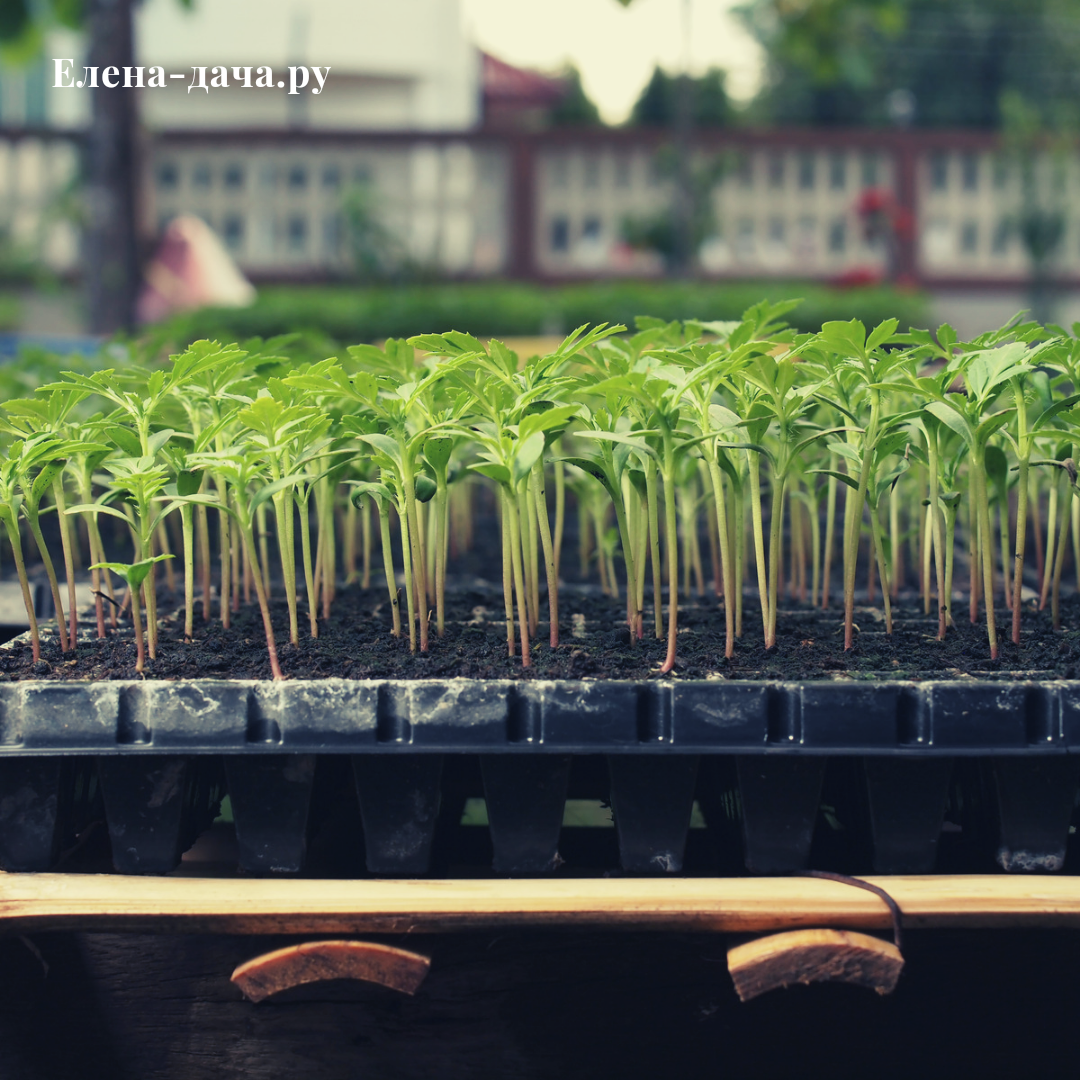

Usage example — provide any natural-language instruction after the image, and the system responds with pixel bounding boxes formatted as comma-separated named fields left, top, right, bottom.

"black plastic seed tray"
left=1, top=679, right=1079, bottom=755
left=0, top=678, right=1076, bottom=881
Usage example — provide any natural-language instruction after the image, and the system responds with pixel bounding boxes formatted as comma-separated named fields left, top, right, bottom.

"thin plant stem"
left=25, top=514, right=69, bottom=652
left=181, top=504, right=195, bottom=639
left=553, top=456, right=565, bottom=583
left=869, top=502, right=893, bottom=634
left=530, top=461, right=559, bottom=648
left=1052, top=487, right=1072, bottom=632
left=130, top=579, right=146, bottom=675
left=821, top=461, right=838, bottom=609
left=51, top=478, right=78, bottom=646
left=3, top=513, right=39, bottom=661
left=376, top=501, right=400, bottom=637
left=299, top=496, right=319, bottom=638
left=500, top=489, right=514, bottom=657
left=746, top=452, right=770, bottom=644
left=645, top=459, right=663, bottom=639
left=505, top=485, right=531, bottom=667
left=974, top=462, right=999, bottom=659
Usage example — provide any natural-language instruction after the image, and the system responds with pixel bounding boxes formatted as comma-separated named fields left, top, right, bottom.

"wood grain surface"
left=232, top=940, right=431, bottom=1001
left=727, top=928, right=905, bottom=1000
left=3, top=873, right=1080, bottom=934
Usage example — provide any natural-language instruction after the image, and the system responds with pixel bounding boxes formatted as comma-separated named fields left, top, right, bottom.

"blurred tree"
left=737, top=0, right=1080, bottom=128
left=0, top=0, right=191, bottom=333
left=550, top=65, right=602, bottom=126
left=628, top=66, right=730, bottom=127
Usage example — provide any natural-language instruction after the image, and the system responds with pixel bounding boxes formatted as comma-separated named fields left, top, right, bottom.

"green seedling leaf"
left=865, top=318, right=900, bottom=354
left=91, top=553, right=174, bottom=590
left=250, top=475, right=307, bottom=514
left=348, top=480, right=393, bottom=509
left=925, top=401, right=975, bottom=449
left=975, top=409, right=1015, bottom=445
left=29, top=460, right=66, bottom=506
left=414, top=474, right=438, bottom=503
left=423, top=436, right=454, bottom=474
left=576, top=430, right=660, bottom=463
left=107, top=425, right=143, bottom=457
left=176, top=470, right=203, bottom=497
left=356, top=432, right=404, bottom=468
left=511, top=430, right=546, bottom=487
left=65, top=502, right=134, bottom=525
left=470, top=462, right=512, bottom=486
left=809, top=468, right=860, bottom=492
left=147, top=428, right=175, bottom=456
left=1033, top=394, right=1080, bottom=433
left=819, top=318, right=867, bottom=359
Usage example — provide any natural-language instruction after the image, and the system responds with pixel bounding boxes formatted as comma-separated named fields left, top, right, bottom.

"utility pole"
left=84, top=0, right=140, bottom=333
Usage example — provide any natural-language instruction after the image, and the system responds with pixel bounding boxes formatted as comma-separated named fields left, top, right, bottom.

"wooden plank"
left=231, top=941, right=431, bottom=1001
left=2, top=873, right=1080, bottom=934
left=727, top=929, right=904, bottom=1001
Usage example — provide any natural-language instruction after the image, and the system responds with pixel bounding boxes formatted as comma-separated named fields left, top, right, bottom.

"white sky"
left=461, top=0, right=765, bottom=123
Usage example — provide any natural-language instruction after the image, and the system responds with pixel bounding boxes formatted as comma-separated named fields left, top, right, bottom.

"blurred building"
left=0, top=0, right=1075, bottom=329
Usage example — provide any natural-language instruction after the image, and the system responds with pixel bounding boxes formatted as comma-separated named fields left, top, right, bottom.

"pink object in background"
left=137, top=215, right=256, bottom=324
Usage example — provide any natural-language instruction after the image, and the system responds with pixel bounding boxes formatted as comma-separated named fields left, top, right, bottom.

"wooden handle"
left=231, top=940, right=430, bottom=1002
left=728, top=929, right=904, bottom=1002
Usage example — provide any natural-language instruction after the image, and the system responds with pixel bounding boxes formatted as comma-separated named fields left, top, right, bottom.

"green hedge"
left=160, top=280, right=929, bottom=347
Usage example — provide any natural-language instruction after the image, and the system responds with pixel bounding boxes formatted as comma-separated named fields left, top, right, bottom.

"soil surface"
left=2, top=581, right=1080, bottom=682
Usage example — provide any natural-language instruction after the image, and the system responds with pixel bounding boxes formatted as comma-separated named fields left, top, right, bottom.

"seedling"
left=90, top=556, right=174, bottom=673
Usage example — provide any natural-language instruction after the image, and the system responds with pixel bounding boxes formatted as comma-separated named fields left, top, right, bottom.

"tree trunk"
left=84, top=0, right=139, bottom=334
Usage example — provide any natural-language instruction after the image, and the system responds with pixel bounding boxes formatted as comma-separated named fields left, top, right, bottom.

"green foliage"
left=158, top=281, right=929, bottom=346
left=628, top=66, right=731, bottom=127
left=550, top=65, right=603, bottom=126
left=1, top=294, right=1074, bottom=675
left=737, top=0, right=1080, bottom=128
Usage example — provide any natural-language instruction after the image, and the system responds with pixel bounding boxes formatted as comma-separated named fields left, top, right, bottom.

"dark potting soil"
left=2, top=581, right=1080, bottom=682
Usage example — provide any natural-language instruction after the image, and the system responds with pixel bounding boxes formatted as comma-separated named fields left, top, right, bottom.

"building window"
left=550, top=156, right=569, bottom=188
left=222, top=214, right=244, bottom=251
left=736, top=155, right=753, bottom=188
left=960, top=220, right=978, bottom=253
left=828, top=153, right=846, bottom=190
left=192, top=162, right=212, bottom=190
left=961, top=153, right=978, bottom=191
left=287, top=215, right=308, bottom=252
left=736, top=217, right=755, bottom=256
left=287, top=164, right=308, bottom=190
left=353, top=165, right=373, bottom=186
left=797, top=153, right=815, bottom=190
left=828, top=218, right=846, bottom=253
left=550, top=216, right=570, bottom=252
left=768, top=217, right=786, bottom=244
left=156, top=162, right=179, bottom=190
left=861, top=153, right=879, bottom=187
left=322, top=164, right=341, bottom=189
left=992, top=218, right=1011, bottom=254
left=582, top=216, right=602, bottom=241
left=583, top=157, right=600, bottom=189
left=768, top=153, right=785, bottom=188
left=614, top=156, right=631, bottom=188
left=223, top=163, right=245, bottom=191
left=323, top=213, right=342, bottom=254
left=929, top=153, right=948, bottom=191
